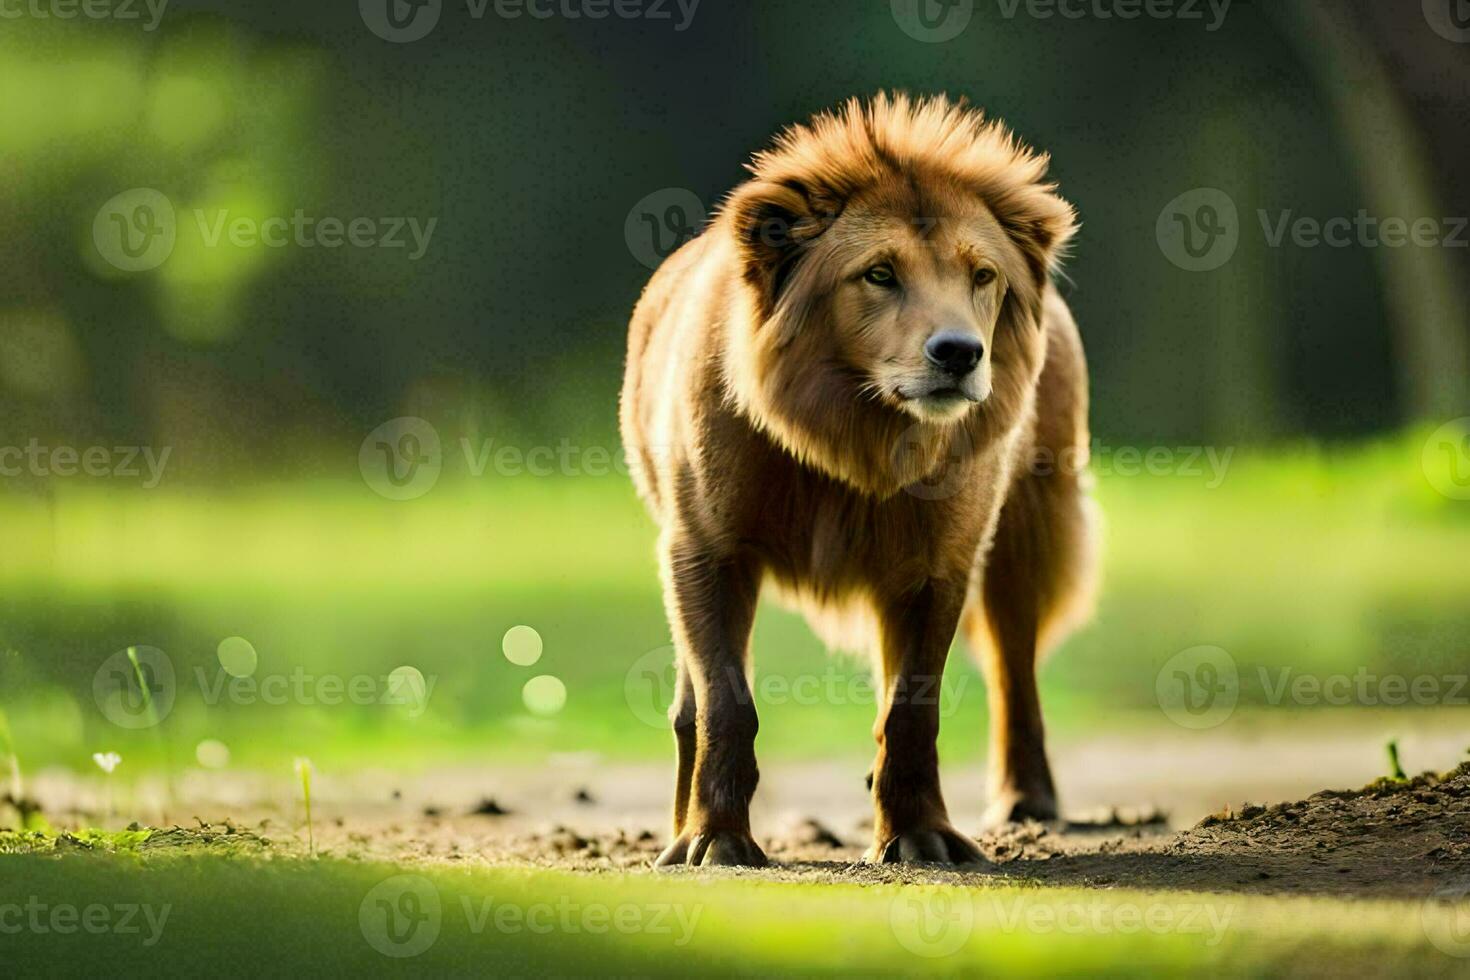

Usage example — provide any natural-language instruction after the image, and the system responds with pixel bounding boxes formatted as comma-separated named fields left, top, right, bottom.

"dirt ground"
left=13, top=727, right=1470, bottom=899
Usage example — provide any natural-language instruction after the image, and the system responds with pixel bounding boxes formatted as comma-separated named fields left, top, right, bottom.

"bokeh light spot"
left=217, top=636, right=258, bottom=678
left=502, top=625, right=543, bottom=667
left=522, top=675, right=566, bottom=717
left=387, top=665, right=430, bottom=717
left=195, top=739, right=230, bottom=769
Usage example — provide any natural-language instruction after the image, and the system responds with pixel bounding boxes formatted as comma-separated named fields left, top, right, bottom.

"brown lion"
left=620, top=93, right=1098, bottom=867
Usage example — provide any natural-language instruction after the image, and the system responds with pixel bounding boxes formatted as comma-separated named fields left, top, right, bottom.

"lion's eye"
left=974, top=268, right=997, bottom=287
left=862, top=264, right=897, bottom=287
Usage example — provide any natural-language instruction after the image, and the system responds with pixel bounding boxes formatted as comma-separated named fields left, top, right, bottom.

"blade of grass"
left=0, top=707, right=22, bottom=800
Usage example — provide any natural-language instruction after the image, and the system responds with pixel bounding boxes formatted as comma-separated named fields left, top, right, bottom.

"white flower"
left=92, top=752, right=122, bottom=774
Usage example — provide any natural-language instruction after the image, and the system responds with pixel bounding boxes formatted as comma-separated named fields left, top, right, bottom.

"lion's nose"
left=924, top=332, right=984, bottom=377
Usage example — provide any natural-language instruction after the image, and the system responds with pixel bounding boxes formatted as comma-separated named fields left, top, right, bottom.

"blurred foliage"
left=0, top=1, right=1466, bottom=475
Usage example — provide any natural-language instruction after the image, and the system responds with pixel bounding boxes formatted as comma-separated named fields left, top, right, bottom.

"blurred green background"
left=1, top=0, right=1467, bottom=780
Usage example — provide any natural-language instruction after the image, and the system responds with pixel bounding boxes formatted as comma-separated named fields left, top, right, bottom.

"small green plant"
left=0, top=709, right=46, bottom=831
left=1385, top=739, right=1407, bottom=781
left=125, top=647, right=180, bottom=803
left=0, top=708, right=21, bottom=800
left=295, top=757, right=315, bottom=856
left=126, top=647, right=162, bottom=729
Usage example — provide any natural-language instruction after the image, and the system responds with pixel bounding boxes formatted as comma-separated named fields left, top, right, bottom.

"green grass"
left=1, top=852, right=1463, bottom=977
left=0, top=429, right=1465, bottom=775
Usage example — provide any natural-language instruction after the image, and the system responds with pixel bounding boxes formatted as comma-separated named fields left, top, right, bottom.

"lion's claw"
left=656, top=830, right=767, bottom=868
left=865, top=827, right=984, bottom=865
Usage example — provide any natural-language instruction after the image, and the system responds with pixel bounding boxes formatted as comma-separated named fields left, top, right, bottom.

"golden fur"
left=621, top=93, right=1098, bottom=866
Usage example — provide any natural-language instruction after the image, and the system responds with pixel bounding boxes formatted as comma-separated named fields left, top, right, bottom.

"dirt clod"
left=469, top=798, right=510, bottom=816
left=769, top=818, right=844, bottom=853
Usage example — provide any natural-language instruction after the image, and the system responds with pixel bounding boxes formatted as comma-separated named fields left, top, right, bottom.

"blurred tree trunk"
left=1273, top=0, right=1470, bottom=423
left=1206, top=110, right=1285, bottom=442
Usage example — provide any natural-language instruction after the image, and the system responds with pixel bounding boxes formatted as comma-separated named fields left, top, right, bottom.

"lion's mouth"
left=890, top=382, right=989, bottom=422
left=919, top=387, right=974, bottom=401
left=898, top=386, right=980, bottom=404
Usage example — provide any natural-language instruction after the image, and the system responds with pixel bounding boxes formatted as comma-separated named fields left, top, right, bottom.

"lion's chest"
left=747, top=468, right=956, bottom=600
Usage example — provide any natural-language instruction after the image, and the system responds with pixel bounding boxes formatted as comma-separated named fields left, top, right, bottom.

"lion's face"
left=719, top=94, right=1075, bottom=494
left=821, top=186, right=1019, bottom=423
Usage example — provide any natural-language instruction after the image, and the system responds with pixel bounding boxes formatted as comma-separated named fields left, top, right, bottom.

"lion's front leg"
left=654, top=533, right=767, bottom=868
left=865, top=578, right=984, bottom=865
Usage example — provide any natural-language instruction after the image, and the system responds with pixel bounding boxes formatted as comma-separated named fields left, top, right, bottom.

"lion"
left=620, top=93, right=1098, bottom=867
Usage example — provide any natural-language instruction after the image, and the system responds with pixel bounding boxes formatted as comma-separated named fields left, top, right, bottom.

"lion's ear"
left=724, top=179, right=839, bottom=313
left=998, top=187, right=1077, bottom=286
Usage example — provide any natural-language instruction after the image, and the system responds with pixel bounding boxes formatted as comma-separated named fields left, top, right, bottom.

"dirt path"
left=13, top=727, right=1470, bottom=899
